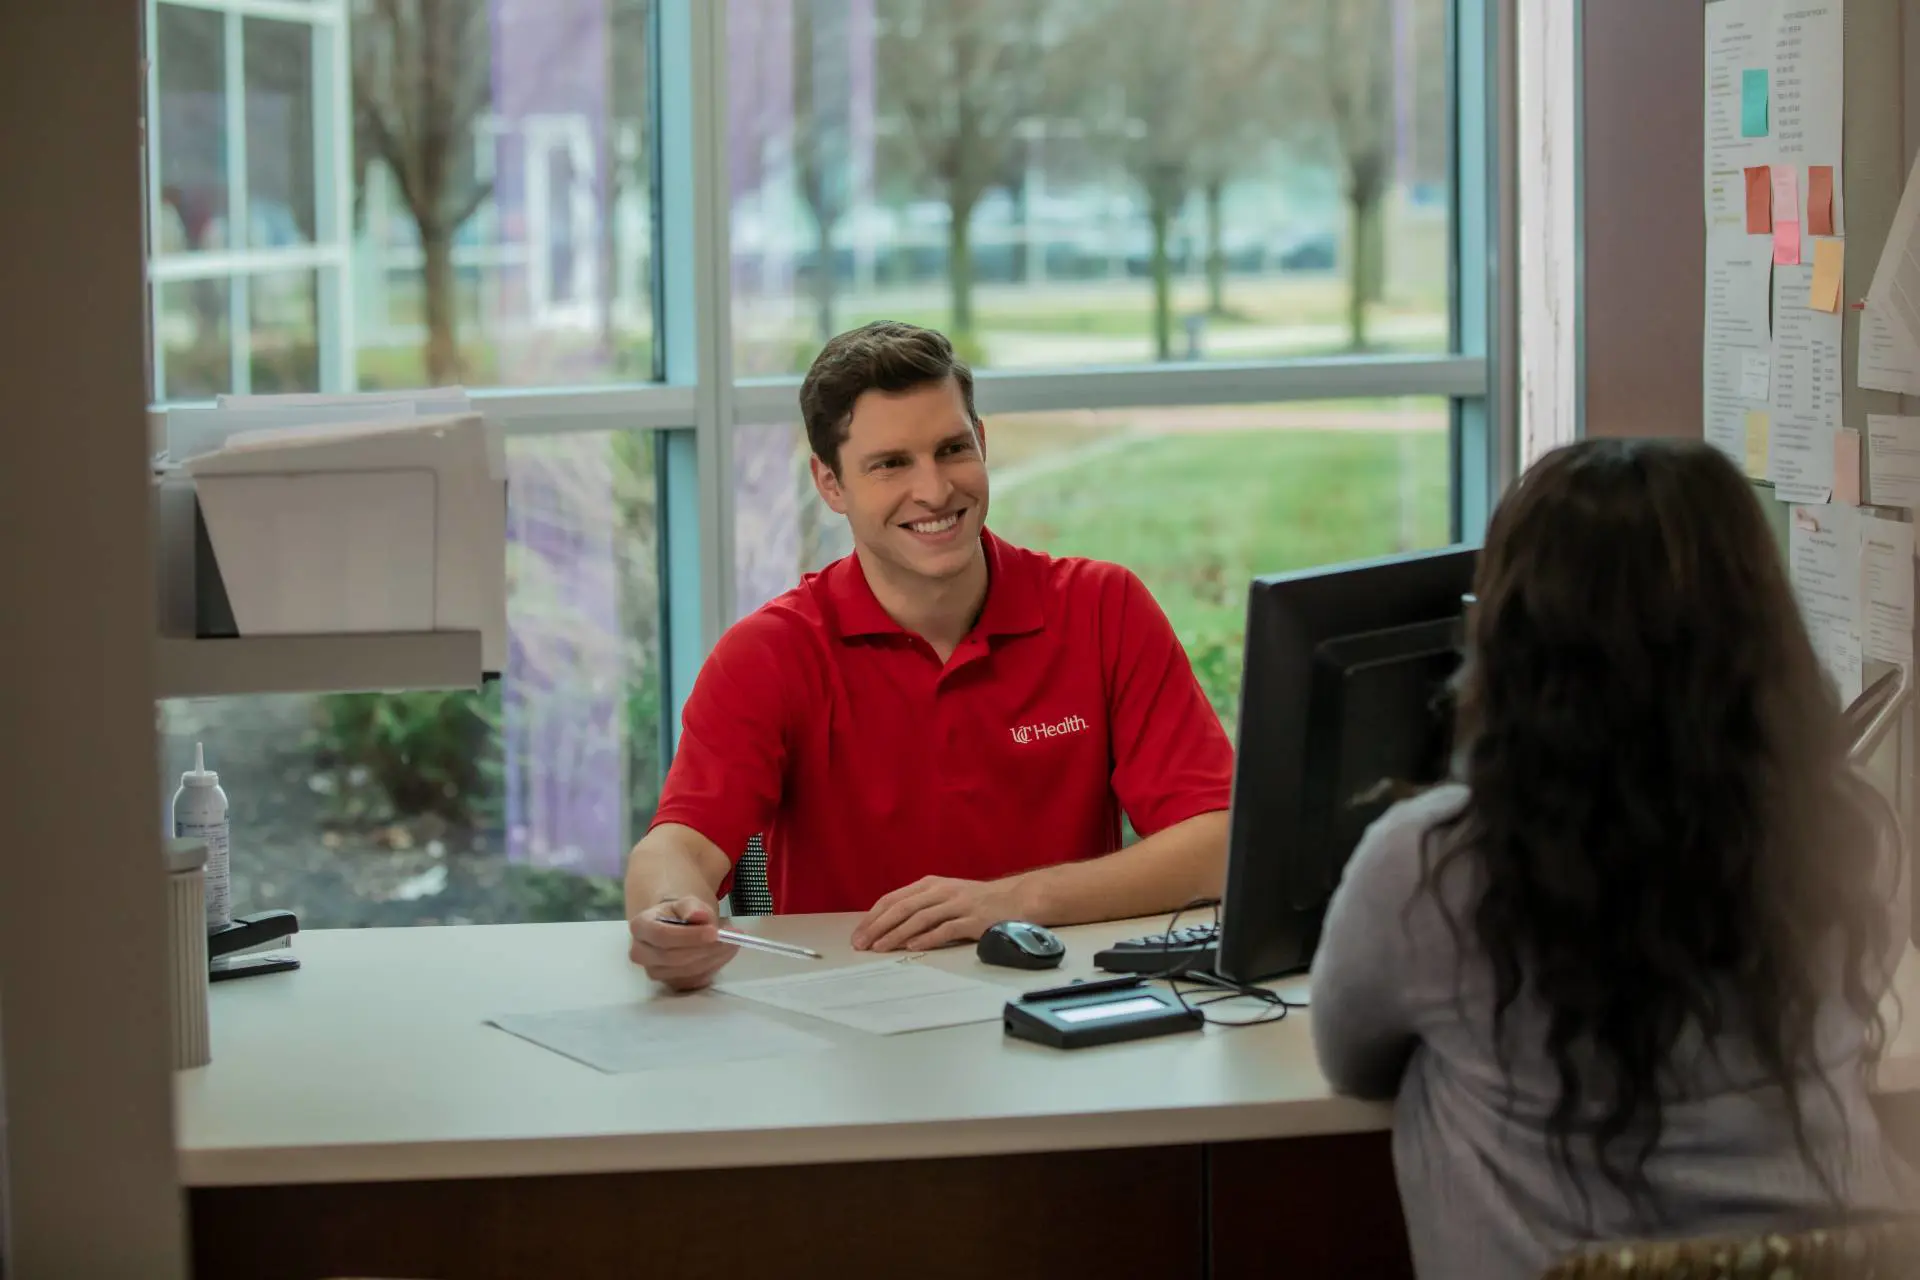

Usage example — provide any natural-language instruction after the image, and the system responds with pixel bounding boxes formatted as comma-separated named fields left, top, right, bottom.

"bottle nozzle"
left=182, top=741, right=216, bottom=786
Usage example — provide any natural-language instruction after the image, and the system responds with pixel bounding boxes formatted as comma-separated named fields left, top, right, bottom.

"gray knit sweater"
left=1311, top=784, right=1915, bottom=1279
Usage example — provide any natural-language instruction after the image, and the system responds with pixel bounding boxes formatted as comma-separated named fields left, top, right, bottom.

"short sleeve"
left=1101, top=567, right=1235, bottom=835
left=648, top=611, right=797, bottom=871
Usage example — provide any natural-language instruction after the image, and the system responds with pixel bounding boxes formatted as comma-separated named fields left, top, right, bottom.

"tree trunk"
left=1205, top=179, right=1227, bottom=318
left=947, top=196, right=977, bottom=341
left=422, top=223, right=461, bottom=383
left=598, top=138, right=620, bottom=361
left=1345, top=189, right=1372, bottom=352
left=1363, top=187, right=1387, bottom=304
left=1150, top=192, right=1174, bottom=362
left=812, top=209, right=836, bottom=341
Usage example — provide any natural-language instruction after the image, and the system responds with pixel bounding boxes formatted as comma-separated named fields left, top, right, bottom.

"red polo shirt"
left=649, top=530, right=1234, bottom=914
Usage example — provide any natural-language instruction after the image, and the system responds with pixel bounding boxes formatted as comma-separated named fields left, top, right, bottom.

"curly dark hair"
left=1426, top=437, right=1893, bottom=1211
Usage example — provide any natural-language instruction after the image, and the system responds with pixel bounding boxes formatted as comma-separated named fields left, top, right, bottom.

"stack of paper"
left=717, top=958, right=1012, bottom=1036
left=169, top=390, right=507, bottom=669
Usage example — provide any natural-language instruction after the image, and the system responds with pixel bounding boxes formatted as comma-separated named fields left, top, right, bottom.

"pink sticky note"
left=1834, top=428, right=1862, bottom=506
left=1775, top=222, right=1802, bottom=265
left=1772, top=167, right=1801, bottom=264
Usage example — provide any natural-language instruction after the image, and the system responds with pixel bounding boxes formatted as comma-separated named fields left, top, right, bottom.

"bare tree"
left=1082, top=0, right=1277, bottom=358
left=876, top=0, right=1048, bottom=346
left=352, top=0, right=493, bottom=383
left=1181, top=5, right=1294, bottom=319
left=602, top=0, right=652, bottom=369
left=1314, top=0, right=1395, bottom=348
left=794, top=0, right=854, bottom=342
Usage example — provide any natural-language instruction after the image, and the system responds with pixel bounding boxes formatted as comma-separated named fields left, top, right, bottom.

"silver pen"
left=657, top=915, right=823, bottom=961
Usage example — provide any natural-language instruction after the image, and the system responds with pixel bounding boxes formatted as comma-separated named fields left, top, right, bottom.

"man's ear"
left=973, top=418, right=987, bottom=462
left=810, top=454, right=849, bottom=515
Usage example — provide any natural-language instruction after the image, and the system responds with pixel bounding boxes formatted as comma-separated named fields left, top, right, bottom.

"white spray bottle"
left=171, top=742, right=231, bottom=929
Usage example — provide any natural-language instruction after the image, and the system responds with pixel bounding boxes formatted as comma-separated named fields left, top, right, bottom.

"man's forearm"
left=623, top=823, right=731, bottom=917
left=1010, top=810, right=1229, bottom=928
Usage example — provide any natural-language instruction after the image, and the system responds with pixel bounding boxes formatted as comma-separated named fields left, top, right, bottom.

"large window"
left=729, top=0, right=1452, bottom=376
left=147, top=0, right=1509, bottom=929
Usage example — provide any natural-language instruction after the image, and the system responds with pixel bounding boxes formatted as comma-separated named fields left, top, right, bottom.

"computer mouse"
left=976, top=920, right=1065, bottom=970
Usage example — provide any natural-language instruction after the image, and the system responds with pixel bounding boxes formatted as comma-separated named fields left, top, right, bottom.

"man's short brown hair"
left=799, top=321, right=979, bottom=473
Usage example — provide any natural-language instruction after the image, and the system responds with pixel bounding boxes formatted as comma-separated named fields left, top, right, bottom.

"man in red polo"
left=625, top=322, right=1233, bottom=989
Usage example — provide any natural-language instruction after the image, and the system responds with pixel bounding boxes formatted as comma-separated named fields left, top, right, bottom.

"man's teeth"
left=907, top=514, right=959, bottom=534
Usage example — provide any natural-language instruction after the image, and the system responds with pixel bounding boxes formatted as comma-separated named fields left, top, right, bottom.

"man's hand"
left=628, top=896, right=738, bottom=991
left=851, top=876, right=1029, bottom=953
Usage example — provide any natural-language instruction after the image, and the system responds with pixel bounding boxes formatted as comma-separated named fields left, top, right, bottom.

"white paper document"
left=1860, top=307, right=1920, bottom=396
left=1708, top=232, right=1774, bottom=347
left=1869, top=415, right=1920, bottom=509
left=1791, top=503, right=1865, bottom=702
left=1770, top=264, right=1843, bottom=503
left=1862, top=516, right=1915, bottom=671
left=1869, top=153, right=1920, bottom=354
left=1769, top=2, right=1846, bottom=240
left=1703, top=0, right=1843, bottom=231
left=1704, top=0, right=1772, bottom=226
left=1705, top=339, right=1758, bottom=467
left=1740, top=350, right=1774, bottom=401
left=488, top=1001, right=835, bottom=1074
left=1813, top=620, right=1866, bottom=705
left=717, top=959, right=1010, bottom=1036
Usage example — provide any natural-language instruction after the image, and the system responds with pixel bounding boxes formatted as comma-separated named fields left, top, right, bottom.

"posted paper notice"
left=1868, top=415, right=1920, bottom=509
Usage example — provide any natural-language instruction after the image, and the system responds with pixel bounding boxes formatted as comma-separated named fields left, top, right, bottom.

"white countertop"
left=175, top=914, right=1920, bottom=1188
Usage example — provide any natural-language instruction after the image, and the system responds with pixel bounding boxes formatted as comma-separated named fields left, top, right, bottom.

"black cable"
left=1151, top=898, right=1295, bottom=1028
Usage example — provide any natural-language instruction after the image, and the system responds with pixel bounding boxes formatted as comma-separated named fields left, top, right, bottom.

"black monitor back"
left=1215, top=545, right=1479, bottom=985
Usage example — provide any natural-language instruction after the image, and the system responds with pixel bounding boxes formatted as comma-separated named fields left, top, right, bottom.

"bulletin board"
left=1704, top=0, right=1915, bottom=931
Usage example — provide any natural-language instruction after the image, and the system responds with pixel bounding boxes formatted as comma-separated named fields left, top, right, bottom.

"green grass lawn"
left=987, top=428, right=1453, bottom=722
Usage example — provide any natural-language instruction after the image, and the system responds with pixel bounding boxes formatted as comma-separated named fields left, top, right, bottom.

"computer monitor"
left=1213, top=545, right=1480, bottom=986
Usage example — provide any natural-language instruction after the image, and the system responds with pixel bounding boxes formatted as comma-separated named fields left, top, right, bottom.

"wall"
left=1580, top=0, right=1704, bottom=439
left=1518, top=0, right=1579, bottom=461
left=0, top=1, right=188, bottom=1274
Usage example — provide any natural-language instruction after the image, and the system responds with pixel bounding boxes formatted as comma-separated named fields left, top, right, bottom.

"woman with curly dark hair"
left=1312, top=437, right=1914, bottom=1278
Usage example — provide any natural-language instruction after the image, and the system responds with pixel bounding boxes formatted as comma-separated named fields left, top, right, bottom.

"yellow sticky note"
left=1745, top=410, right=1770, bottom=479
left=1810, top=238, right=1845, bottom=312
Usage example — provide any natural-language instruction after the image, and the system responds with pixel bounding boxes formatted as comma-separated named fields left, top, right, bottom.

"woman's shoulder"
left=1335, top=782, right=1474, bottom=909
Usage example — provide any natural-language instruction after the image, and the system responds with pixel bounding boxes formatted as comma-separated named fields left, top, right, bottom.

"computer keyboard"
left=1093, top=922, right=1219, bottom=975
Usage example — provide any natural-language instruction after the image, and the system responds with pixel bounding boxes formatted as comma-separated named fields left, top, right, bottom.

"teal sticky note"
left=1742, top=68, right=1769, bottom=136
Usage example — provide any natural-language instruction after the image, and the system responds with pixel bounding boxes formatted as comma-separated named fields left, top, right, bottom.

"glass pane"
left=733, top=399, right=1451, bottom=727
left=155, top=3, right=228, bottom=255
left=248, top=269, right=321, bottom=392
left=160, top=278, right=233, bottom=400
left=349, top=0, right=656, bottom=388
left=156, top=430, right=666, bottom=927
left=244, top=18, right=317, bottom=246
left=728, top=0, right=1452, bottom=375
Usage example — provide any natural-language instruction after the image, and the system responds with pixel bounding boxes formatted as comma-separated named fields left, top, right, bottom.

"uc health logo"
left=1010, top=714, right=1090, bottom=745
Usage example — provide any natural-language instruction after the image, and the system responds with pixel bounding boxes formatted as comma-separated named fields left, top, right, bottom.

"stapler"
left=208, top=908, right=301, bottom=981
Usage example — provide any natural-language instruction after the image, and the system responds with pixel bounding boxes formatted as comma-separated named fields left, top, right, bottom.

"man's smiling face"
left=811, top=376, right=989, bottom=586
